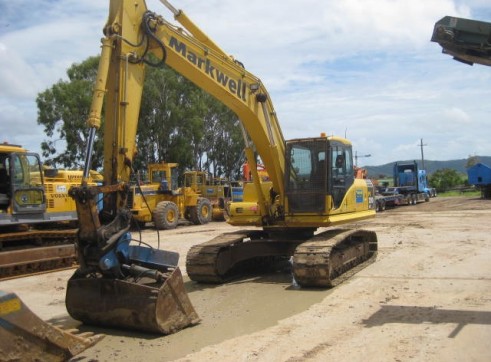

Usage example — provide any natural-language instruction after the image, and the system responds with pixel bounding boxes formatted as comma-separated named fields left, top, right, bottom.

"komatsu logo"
left=169, top=37, right=247, bottom=102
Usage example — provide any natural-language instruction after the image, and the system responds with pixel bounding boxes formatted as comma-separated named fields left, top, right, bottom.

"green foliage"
left=37, top=57, right=245, bottom=178
left=429, top=168, right=465, bottom=193
left=37, top=56, right=101, bottom=168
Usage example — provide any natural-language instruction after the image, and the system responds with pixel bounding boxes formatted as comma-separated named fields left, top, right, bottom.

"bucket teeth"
left=0, top=291, right=104, bottom=361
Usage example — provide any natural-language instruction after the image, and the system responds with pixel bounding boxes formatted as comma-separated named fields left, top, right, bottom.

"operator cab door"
left=285, top=139, right=328, bottom=214
left=284, top=139, right=354, bottom=214
left=8, top=152, right=46, bottom=214
left=329, top=142, right=354, bottom=209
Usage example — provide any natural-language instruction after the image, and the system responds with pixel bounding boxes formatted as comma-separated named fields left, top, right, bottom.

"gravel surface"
left=1, top=196, right=490, bottom=361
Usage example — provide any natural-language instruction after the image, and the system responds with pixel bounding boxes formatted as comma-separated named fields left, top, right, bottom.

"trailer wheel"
left=376, top=200, right=385, bottom=212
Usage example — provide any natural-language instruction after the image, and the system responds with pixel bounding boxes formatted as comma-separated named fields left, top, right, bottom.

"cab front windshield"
left=10, top=153, right=43, bottom=187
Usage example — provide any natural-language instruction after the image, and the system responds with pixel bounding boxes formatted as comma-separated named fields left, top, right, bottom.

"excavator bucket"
left=0, top=290, right=104, bottom=362
left=66, top=267, right=199, bottom=334
left=67, top=186, right=199, bottom=334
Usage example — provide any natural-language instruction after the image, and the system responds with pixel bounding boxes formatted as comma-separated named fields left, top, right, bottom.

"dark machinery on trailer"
left=431, top=15, right=491, bottom=66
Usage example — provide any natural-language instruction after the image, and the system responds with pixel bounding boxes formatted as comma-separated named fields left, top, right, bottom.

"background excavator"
left=0, top=143, right=105, bottom=361
left=0, top=142, right=102, bottom=278
left=2, top=0, right=378, bottom=359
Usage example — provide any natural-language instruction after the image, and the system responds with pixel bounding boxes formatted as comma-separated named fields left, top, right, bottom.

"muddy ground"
left=1, top=196, right=490, bottom=361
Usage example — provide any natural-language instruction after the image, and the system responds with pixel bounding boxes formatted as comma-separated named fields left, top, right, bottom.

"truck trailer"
left=375, top=161, right=435, bottom=211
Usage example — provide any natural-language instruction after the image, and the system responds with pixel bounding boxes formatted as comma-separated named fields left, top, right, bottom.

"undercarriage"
left=186, top=228, right=377, bottom=287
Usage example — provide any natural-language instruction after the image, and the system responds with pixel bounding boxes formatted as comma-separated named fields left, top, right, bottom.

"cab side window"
left=330, top=144, right=354, bottom=208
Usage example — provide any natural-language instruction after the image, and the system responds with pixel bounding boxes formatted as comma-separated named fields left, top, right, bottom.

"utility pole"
left=355, top=151, right=371, bottom=166
left=419, top=138, right=427, bottom=170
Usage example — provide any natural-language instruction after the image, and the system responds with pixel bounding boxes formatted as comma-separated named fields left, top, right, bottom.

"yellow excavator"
left=0, top=144, right=105, bottom=361
left=0, top=143, right=102, bottom=278
left=0, top=0, right=377, bottom=354
left=67, top=0, right=376, bottom=328
left=2, top=1, right=378, bottom=358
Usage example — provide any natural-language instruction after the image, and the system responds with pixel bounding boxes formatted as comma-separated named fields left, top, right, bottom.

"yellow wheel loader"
left=129, top=162, right=212, bottom=229
left=183, top=170, right=240, bottom=221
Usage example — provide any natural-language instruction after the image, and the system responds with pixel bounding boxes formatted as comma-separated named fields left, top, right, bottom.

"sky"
left=1, top=0, right=490, bottom=167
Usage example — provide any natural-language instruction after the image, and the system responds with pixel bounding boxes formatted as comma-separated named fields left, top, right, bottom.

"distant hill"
left=364, top=156, right=491, bottom=178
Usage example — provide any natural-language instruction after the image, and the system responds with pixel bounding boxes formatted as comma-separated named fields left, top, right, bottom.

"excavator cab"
left=285, top=137, right=354, bottom=212
left=0, top=148, right=45, bottom=220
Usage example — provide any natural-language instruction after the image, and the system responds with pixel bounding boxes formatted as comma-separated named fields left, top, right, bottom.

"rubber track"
left=293, top=229, right=378, bottom=287
left=186, top=230, right=251, bottom=283
left=0, top=229, right=78, bottom=279
left=186, top=228, right=378, bottom=288
left=0, top=229, right=77, bottom=242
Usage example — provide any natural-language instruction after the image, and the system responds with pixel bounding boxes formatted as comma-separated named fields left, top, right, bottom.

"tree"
left=37, top=56, right=101, bottom=168
left=37, top=56, right=245, bottom=178
left=429, top=168, right=465, bottom=193
left=134, top=65, right=182, bottom=170
left=200, top=96, right=245, bottom=179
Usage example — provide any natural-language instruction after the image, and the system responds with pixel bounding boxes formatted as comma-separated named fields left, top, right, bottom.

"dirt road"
left=1, top=197, right=490, bottom=361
